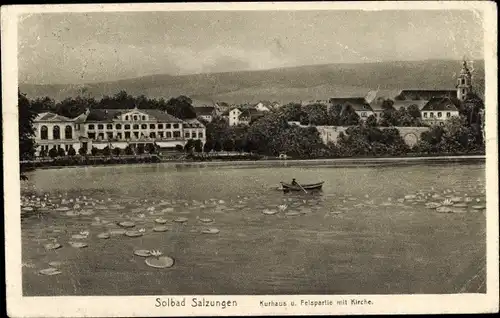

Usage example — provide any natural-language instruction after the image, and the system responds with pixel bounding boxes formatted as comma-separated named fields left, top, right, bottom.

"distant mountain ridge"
left=19, top=60, right=485, bottom=105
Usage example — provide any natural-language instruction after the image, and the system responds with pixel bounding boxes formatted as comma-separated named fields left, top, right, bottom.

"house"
left=225, top=107, right=266, bottom=126
left=195, top=106, right=216, bottom=122
left=254, top=102, right=271, bottom=112
left=329, top=97, right=375, bottom=120
left=33, top=107, right=206, bottom=156
left=183, top=118, right=206, bottom=142
left=227, top=108, right=242, bottom=126
left=369, top=98, right=428, bottom=120
left=420, top=97, right=460, bottom=125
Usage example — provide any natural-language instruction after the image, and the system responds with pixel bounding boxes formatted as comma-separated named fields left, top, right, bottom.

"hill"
left=19, top=60, right=485, bottom=105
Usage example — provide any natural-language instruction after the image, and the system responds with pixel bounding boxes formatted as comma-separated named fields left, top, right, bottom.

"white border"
left=2, top=2, right=498, bottom=316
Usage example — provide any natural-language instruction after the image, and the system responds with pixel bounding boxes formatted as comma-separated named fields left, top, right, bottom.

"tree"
left=203, top=139, right=214, bottom=153
left=125, top=145, right=135, bottom=155
left=57, top=147, right=66, bottom=157
left=49, top=147, right=58, bottom=158
left=379, top=100, right=398, bottom=127
left=213, top=140, right=222, bottom=152
left=18, top=92, right=37, bottom=161
left=165, top=96, right=197, bottom=119
left=78, top=147, right=87, bottom=156
left=67, top=146, right=76, bottom=156
left=327, top=104, right=343, bottom=125
left=102, top=146, right=111, bottom=156
left=303, top=103, right=328, bottom=126
left=280, top=103, right=303, bottom=121
left=339, top=104, right=361, bottom=126
left=234, top=139, right=244, bottom=152
left=222, top=139, right=235, bottom=152
left=91, top=147, right=99, bottom=156
left=184, top=139, right=195, bottom=152
left=145, top=143, right=156, bottom=154
left=112, top=147, right=121, bottom=156
left=193, top=140, right=203, bottom=153
left=175, top=144, right=184, bottom=152
left=39, top=149, right=48, bottom=158
left=366, top=115, right=378, bottom=127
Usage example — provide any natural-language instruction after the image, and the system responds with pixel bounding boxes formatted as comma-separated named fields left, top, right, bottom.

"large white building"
left=33, top=107, right=206, bottom=156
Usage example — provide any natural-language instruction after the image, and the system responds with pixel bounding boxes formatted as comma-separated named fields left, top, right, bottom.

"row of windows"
left=40, top=125, right=72, bottom=140
left=39, top=144, right=73, bottom=152
left=423, top=112, right=452, bottom=118
left=184, top=132, right=204, bottom=139
left=86, top=130, right=188, bottom=141
left=88, top=123, right=180, bottom=130
left=124, top=115, right=147, bottom=121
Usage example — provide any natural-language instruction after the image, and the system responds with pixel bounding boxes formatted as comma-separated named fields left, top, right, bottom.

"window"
left=133, top=124, right=139, bottom=129
left=133, top=115, right=138, bottom=121
left=423, top=112, right=427, bottom=118
left=64, top=125, right=73, bottom=139
left=446, top=112, right=451, bottom=118
left=361, top=112, right=367, bottom=117
left=133, top=132, right=139, bottom=139
left=124, top=124, right=130, bottom=130
left=98, top=133, right=104, bottom=140
left=437, top=112, right=442, bottom=118
left=125, top=132, right=131, bottom=139
left=185, top=132, right=190, bottom=138
left=198, top=132, right=203, bottom=138
left=65, top=144, right=69, bottom=151
left=430, top=112, right=434, bottom=118
left=53, top=126, right=61, bottom=140
left=461, top=79, right=465, bottom=85
left=150, top=124, right=155, bottom=129
left=158, top=124, right=163, bottom=129
left=173, top=124, right=179, bottom=129
left=141, top=124, right=147, bottom=129
left=75, top=124, right=80, bottom=131
left=88, top=132, right=96, bottom=139
left=149, top=132, right=156, bottom=139
left=125, top=116, right=129, bottom=120
left=158, top=132, right=164, bottom=138
left=166, top=124, right=171, bottom=129
left=106, top=124, right=112, bottom=129
left=41, top=126, right=48, bottom=140
left=116, top=124, right=122, bottom=129
left=440, top=122, right=445, bottom=126
left=106, top=132, right=113, bottom=140
left=166, top=131, right=172, bottom=138
left=173, top=131, right=180, bottom=138
left=97, top=124, right=104, bottom=130
left=116, top=132, right=123, bottom=140
left=88, top=124, right=95, bottom=130
left=142, top=116, right=146, bottom=120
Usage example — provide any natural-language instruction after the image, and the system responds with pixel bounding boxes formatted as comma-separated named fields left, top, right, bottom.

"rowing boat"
left=279, top=181, right=324, bottom=191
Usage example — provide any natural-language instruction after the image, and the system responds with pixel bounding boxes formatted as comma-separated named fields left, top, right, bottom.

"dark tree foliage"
left=48, top=147, right=58, bottom=158
left=166, top=96, right=197, bottom=119
left=193, top=140, right=203, bottom=153
left=18, top=92, right=37, bottom=161
left=57, top=147, right=66, bottom=157
left=67, top=146, right=76, bottom=156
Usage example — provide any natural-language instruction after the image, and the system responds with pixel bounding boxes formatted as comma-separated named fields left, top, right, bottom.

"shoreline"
left=23, top=155, right=485, bottom=171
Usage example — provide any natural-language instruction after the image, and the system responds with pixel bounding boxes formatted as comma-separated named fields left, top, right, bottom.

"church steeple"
left=457, top=59, right=473, bottom=101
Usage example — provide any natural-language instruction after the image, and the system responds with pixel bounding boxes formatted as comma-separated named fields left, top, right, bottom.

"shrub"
left=57, top=147, right=66, bottom=157
left=67, top=146, right=76, bottom=156
left=91, top=147, right=99, bottom=156
left=112, top=147, right=121, bottom=156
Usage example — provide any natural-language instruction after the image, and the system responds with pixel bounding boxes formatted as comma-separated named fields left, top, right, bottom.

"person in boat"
left=291, top=178, right=298, bottom=186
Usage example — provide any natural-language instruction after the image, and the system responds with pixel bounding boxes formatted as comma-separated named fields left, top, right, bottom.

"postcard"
left=2, top=1, right=498, bottom=316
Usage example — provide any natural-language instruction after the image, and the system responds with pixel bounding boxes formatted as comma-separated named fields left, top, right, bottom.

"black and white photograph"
left=3, top=2, right=498, bottom=316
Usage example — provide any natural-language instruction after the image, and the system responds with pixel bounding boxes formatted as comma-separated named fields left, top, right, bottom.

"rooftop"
left=421, top=97, right=460, bottom=112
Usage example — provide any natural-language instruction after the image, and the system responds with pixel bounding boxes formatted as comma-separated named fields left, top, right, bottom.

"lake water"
left=20, top=162, right=486, bottom=295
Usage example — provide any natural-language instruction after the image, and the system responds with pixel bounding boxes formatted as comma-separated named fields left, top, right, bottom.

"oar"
left=296, top=182, right=308, bottom=194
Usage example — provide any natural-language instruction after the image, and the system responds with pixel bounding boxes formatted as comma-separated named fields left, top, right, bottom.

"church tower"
left=457, top=60, right=473, bottom=101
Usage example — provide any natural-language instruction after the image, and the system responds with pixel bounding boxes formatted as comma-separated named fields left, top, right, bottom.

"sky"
left=18, top=10, right=484, bottom=85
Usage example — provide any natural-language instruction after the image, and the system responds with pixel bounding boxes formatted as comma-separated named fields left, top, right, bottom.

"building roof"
left=421, top=97, right=460, bottom=112
left=396, top=89, right=456, bottom=100
left=35, top=112, right=73, bottom=122
left=85, top=108, right=183, bottom=123
left=370, top=99, right=429, bottom=111
left=183, top=118, right=205, bottom=128
left=240, top=108, right=264, bottom=119
left=330, top=97, right=374, bottom=112
left=195, top=106, right=215, bottom=116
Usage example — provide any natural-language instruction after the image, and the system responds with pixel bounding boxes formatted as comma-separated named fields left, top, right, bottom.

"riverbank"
left=21, top=154, right=485, bottom=171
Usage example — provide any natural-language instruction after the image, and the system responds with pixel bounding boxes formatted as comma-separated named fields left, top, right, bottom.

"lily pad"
left=199, top=218, right=214, bottom=223
left=453, top=203, right=468, bottom=208
left=202, top=228, right=220, bottom=234
left=71, top=234, right=88, bottom=240
left=155, top=218, right=167, bottom=224
left=262, top=209, right=278, bottom=215
left=153, top=226, right=169, bottom=232
left=162, top=207, right=174, bottom=213
left=436, top=207, right=453, bottom=213
left=44, top=243, right=62, bottom=250
left=97, top=232, right=111, bottom=239
left=134, top=249, right=151, bottom=257
left=65, top=211, right=80, bottom=217
left=118, top=221, right=135, bottom=228
left=285, top=211, right=301, bottom=216
left=471, top=205, right=486, bottom=210
left=173, top=217, right=188, bottom=223
left=69, top=241, right=88, bottom=248
left=124, top=230, right=143, bottom=237
left=145, top=256, right=175, bottom=268
left=79, top=210, right=95, bottom=216
left=48, top=261, right=63, bottom=267
left=109, top=229, right=127, bottom=236
left=39, top=268, right=62, bottom=276
left=425, top=202, right=442, bottom=209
